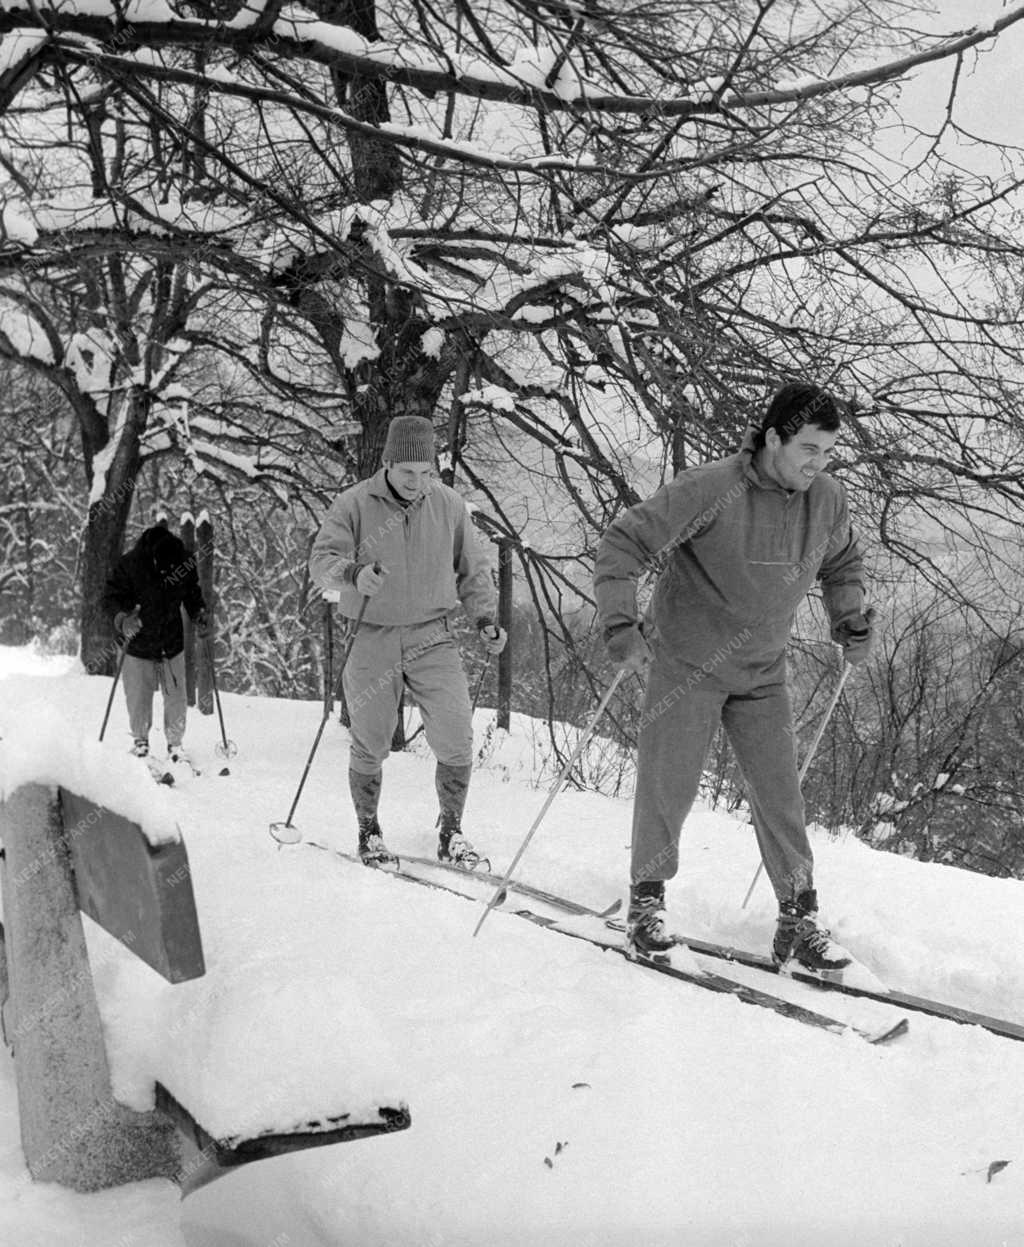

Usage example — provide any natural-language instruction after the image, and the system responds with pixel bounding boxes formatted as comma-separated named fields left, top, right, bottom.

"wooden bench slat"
left=60, top=788, right=205, bottom=984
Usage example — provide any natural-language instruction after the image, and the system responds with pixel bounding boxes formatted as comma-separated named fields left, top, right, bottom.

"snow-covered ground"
left=2, top=642, right=1024, bottom=1247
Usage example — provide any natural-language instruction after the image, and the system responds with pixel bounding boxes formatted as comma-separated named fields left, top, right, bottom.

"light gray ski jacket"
left=310, top=470, right=495, bottom=627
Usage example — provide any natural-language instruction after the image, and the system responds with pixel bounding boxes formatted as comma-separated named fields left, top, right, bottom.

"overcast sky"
left=895, top=2, right=1024, bottom=161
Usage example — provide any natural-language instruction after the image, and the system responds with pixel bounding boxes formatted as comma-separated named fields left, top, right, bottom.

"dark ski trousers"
left=631, top=656, right=814, bottom=903
left=344, top=618, right=473, bottom=775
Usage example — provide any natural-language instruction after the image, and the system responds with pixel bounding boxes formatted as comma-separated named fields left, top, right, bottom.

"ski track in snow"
left=1, top=648, right=1024, bottom=1246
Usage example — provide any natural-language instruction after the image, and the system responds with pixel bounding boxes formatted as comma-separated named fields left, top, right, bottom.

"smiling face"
left=760, top=424, right=838, bottom=492
left=386, top=460, right=434, bottom=501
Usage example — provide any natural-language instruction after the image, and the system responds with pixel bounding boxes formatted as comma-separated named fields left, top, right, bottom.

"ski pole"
left=202, top=634, right=238, bottom=772
left=98, top=642, right=129, bottom=742
left=740, top=662, right=853, bottom=909
left=473, top=668, right=627, bottom=937
left=270, top=574, right=377, bottom=843
left=322, top=599, right=335, bottom=717
left=470, top=654, right=491, bottom=714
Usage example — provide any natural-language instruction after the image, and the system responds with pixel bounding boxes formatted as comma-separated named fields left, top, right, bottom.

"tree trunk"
left=78, top=399, right=143, bottom=675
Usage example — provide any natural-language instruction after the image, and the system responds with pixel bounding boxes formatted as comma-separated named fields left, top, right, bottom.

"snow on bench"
left=0, top=771, right=409, bottom=1192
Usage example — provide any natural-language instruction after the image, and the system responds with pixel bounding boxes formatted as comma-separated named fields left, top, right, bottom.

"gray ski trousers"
left=631, top=658, right=814, bottom=903
left=122, top=651, right=188, bottom=749
left=344, top=618, right=472, bottom=775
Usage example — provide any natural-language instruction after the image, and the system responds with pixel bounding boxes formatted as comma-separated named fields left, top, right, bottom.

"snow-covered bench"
left=0, top=781, right=409, bottom=1192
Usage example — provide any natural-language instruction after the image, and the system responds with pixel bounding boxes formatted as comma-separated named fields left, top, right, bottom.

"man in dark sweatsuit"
left=594, top=382, right=874, bottom=971
left=103, top=525, right=208, bottom=761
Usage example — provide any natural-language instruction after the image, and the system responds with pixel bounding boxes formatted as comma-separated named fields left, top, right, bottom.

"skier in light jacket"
left=309, top=415, right=506, bottom=868
left=594, top=382, right=874, bottom=971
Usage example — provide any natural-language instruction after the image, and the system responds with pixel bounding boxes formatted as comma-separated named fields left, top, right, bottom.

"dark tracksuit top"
left=593, top=430, right=866, bottom=895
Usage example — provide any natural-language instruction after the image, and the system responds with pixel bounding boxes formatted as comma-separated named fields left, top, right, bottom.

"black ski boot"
left=437, top=816, right=487, bottom=871
left=435, top=762, right=488, bottom=870
left=357, top=817, right=399, bottom=867
left=350, top=769, right=398, bottom=867
left=625, top=881, right=677, bottom=960
left=772, top=888, right=852, bottom=972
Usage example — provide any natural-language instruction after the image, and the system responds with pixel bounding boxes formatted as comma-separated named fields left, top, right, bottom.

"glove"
left=194, top=608, right=211, bottom=639
left=605, top=623, right=652, bottom=674
left=354, top=563, right=387, bottom=597
left=833, top=606, right=876, bottom=666
left=478, top=622, right=508, bottom=656
left=116, top=608, right=142, bottom=641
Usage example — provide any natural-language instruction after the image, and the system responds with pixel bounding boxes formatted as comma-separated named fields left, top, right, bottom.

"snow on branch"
left=1, top=1, right=1021, bottom=120
left=49, top=44, right=616, bottom=177
left=0, top=295, right=54, bottom=363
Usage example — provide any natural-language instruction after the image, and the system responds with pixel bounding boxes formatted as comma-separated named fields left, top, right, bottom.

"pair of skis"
left=304, top=840, right=1024, bottom=1047
left=141, top=754, right=202, bottom=786
left=298, top=840, right=621, bottom=920
left=287, top=839, right=909, bottom=1045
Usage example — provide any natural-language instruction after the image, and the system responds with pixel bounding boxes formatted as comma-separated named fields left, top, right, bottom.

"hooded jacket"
left=103, top=526, right=206, bottom=660
left=309, top=469, right=495, bottom=627
left=594, top=431, right=865, bottom=689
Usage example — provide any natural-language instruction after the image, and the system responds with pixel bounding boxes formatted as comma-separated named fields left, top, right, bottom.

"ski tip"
left=865, top=1016, right=910, bottom=1045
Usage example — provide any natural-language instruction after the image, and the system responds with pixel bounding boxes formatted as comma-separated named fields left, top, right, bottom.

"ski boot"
left=130, top=738, right=149, bottom=758
left=357, top=817, right=399, bottom=868
left=772, top=889, right=852, bottom=973
left=435, top=763, right=488, bottom=870
left=437, top=815, right=488, bottom=872
left=625, top=881, right=677, bottom=961
left=350, top=769, right=396, bottom=866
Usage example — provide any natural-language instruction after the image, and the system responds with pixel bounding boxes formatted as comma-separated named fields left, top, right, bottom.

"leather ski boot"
left=772, top=888, right=852, bottom=972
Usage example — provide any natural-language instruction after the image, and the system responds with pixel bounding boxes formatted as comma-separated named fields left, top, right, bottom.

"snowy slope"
left=1, top=645, right=1024, bottom=1246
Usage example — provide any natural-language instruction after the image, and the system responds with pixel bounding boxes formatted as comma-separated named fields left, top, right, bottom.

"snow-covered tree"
left=4, top=0, right=1024, bottom=687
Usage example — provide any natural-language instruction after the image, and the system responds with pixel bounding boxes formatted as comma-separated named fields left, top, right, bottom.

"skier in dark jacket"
left=103, top=525, right=209, bottom=762
left=595, top=382, right=874, bottom=972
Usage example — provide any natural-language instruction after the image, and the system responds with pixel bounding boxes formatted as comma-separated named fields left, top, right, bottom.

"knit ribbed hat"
left=382, top=416, right=435, bottom=465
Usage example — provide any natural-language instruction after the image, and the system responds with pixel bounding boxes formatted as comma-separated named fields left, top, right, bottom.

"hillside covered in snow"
left=2, top=644, right=1024, bottom=1247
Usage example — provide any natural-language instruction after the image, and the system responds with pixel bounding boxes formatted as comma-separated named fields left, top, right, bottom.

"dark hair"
left=753, top=382, right=843, bottom=451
